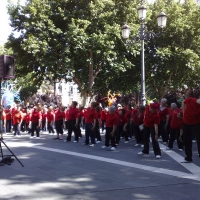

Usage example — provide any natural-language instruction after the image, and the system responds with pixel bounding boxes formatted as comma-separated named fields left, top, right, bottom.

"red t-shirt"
left=42, top=113, right=47, bottom=120
left=144, top=106, right=160, bottom=128
left=125, top=109, right=132, bottom=121
left=106, top=113, right=118, bottom=127
left=100, top=110, right=107, bottom=120
left=13, top=111, right=22, bottom=125
left=47, top=111, right=54, bottom=122
left=65, top=109, right=69, bottom=121
left=170, top=108, right=182, bottom=129
left=132, top=109, right=144, bottom=126
left=68, top=107, right=79, bottom=120
left=85, top=107, right=97, bottom=123
left=31, top=110, right=42, bottom=123
left=25, top=113, right=31, bottom=123
left=159, top=107, right=169, bottom=121
left=183, top=97, right=200, bottom=124
left=55, top=109, right=65, bottom=121
left=5, top=109, right=11, bottom=120
left=118, top=114, right=128, bottom=126
left=21, top=109, right=27, bottom=120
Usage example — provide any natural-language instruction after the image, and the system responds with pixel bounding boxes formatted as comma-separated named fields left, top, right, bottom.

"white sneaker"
left=96, top=141, right=102, bottom=143
left=102, top=145, right=109, bottom=149
left=124, top=141, right=129, bottom=143
left=178, top=149, right=183, bottom=152
left=120, top=137, right=123, bottom=139
left=192, top=140, right=196, bottom=143
left=163, top=142, right=167, bottom=145
left=110, top=147, right=116, bottom=151
left=135, top=144, right=140, bottom=147
left=73, top=140, right=78, bottom=143
left=89, top=144, right=95, bottom=147
left=138, top=152, right=146, bottom=155
left=36, top=137, right=40, bottom=139
left=156, top=155, right=161, bottom=159
left=141, top=145, right=144, bottom=148
left=30, top=136, right=34, bottom=139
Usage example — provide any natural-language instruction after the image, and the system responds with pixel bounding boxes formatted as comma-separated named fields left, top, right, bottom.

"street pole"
left=141, top=23, right=146, bottom=106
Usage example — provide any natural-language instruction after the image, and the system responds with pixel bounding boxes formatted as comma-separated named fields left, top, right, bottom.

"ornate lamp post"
left=121, top=4, right=167, bottom=106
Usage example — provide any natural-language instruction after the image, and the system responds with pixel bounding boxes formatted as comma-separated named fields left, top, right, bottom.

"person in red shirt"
left=30, top=106, right=42, bottom=138
left=5, top=105, right=12, bottom=133
left=100, top=107, right=107, bottom=134
left=167, top=103, right=183, bottom=151
left=13, top=106, right=22, bottom=137
left=75, top=106, right=84, bottom=139
left=47, top=106, right=55, bottom=134
left=41, top=108, right=47, bottom=132
left=102, top=105, right=118, bottom=150
left=116, top=108, right=128, bottom=145
left=132, top=105, right=145, bottom=147
left=65, top=101, right=79, bottom=142
left=138, top=102, right=161, bottom=159
left=94, top=106, right=102, bottom=143
left=25, top=109, right=31, bottom=134
left=124, top=104, right=133, bottom=143
left=54, top=106, right=65, bottom=140
left=83, top=102, right=98, bottom=146
left=158, top=98, right=169, bottom=144
left=20, top=107, right=27, bottom=132
left=182, top=97, right=200, bottom=162
left=0, top=106, right=6, bottom=139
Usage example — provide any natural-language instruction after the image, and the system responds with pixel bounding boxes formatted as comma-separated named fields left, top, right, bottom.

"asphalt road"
left=0, top=130, right=200, bottom=200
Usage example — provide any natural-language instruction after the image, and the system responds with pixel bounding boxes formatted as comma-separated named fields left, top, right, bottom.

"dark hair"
left=72, top=101, right=78, bottom=107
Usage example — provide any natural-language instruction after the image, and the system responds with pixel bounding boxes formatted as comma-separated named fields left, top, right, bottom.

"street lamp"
left=121, top=4, right=167, bottom=106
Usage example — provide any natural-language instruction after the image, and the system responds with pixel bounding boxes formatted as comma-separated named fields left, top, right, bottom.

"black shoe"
left=54, top=137, right=59, bottom=140
left=181, top=157, right=193, bottom=163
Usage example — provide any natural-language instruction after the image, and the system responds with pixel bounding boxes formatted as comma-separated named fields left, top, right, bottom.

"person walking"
left=138, top=102, right=161, bottom=159
left=182, top=97, right=200, bottom=162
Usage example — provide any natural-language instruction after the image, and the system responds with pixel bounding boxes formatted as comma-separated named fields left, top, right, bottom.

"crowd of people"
left=1, top=95, right=200, bottom=163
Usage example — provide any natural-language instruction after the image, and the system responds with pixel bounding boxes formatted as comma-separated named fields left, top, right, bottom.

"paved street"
left=0, top=130, right=200, bottom=200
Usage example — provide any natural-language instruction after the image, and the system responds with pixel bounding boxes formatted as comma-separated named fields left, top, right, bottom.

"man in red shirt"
left=65, top=101, right=79, bottom=142
left=158, top=98, right=169, bottom=144
left=166, top=103, right=183, bottom=151
left=5, top=105, right=12, bottom=133
left=102, top=105, right=118, bottom=150
left=138, top=102, right=161, bottom=159
left=132, top=105, right=145, bottom=147
left=182, top=97, right=200, bottom=162
left=83, top=102, right=98, bottom=146
left=46, top=106, right=55, bottom=135
left=13, top=106, right=22, bottom=137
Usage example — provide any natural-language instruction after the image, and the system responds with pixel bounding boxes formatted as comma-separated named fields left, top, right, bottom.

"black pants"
left=31, top=122, right=40, bottom=137
left=182, top=122, right=200, bottom=161
left=116, top=125, right=122, bottom=144
left=95, top=123, right=101, bottom=141
left=20, top=120, right=26, bottom=132
left=55, top=120, right=63, bottom=135
left=42, top=120, right=46, bottom=131
left=125, top=123, right=130, bottom=141
left=67, top=119, right=78, bottom=141
left=6, top=120, right=11, bottom=132
left=168, top=127, right=183, bottom=149
left=134, top=123, right=144, bottom=144
left=142, top=125, right=161, bottom=156
left=85, top=123, right=95, bottom=144
left=105, top=127, right=116, bottom=147
left=158, top=120, right=168, bottom=142
left=101, top=120, right=106, bottom=132
left=47, top=122, right=54, bottom=133
left=13, top=123, right=20, bottom=135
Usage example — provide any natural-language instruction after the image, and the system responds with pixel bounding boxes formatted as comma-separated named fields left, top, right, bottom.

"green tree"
left=6, top=0, right=142, bottom=105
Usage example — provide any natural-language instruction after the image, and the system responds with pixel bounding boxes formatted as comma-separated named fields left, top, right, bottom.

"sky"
left=0, top=0, right=25, bottom=45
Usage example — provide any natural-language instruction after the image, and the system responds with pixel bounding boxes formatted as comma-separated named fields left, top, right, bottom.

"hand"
left=164, top=124, right=168, bottom=130
left=110, top=131, right=114, bottom=136
left=155, top=134, right=158, bottom=141
left=123, top=128, right=127, bottom=132
left=91, top=126, right=95, bottom=131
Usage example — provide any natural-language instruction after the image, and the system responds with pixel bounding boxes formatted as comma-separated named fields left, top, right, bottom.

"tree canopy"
left=5, top=0, right=200, bottom=104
